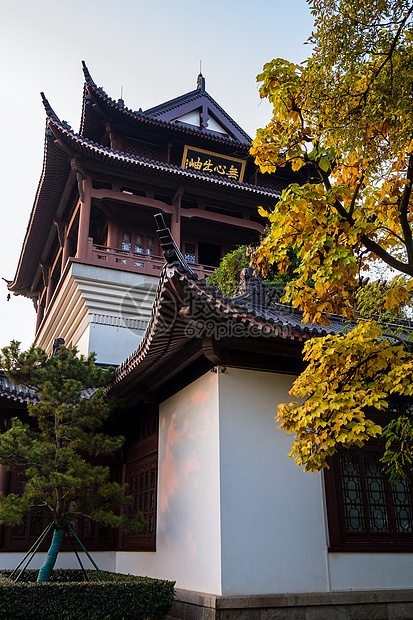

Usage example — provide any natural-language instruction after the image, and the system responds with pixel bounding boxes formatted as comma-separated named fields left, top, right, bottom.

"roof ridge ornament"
left=232, top=267, right=281, bottom=311
left=40, top=92, right=60, bottom=122
left=81, top=60, right=96, bottom=86
left=154, top=213, right=195, bottom=275
left=197, top=73, right=205, bottom=92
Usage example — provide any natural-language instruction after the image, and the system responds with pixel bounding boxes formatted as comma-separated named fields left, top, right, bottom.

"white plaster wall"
left=116, top=370, right=222, bottom=594
left=73, top=323, right=90, bottom=359
left=6, top=367, right=409, bottom=594
left=0, top=552, right=116, bottom=572
left=70, top=316, right=145, bottom=365
left=176, top=110, right=200, bottom=127
left=88, top=323, right=145, bottom=365
left=37, top=261, right=158, bottom=363
left=218, top=367, right=328, bottom=595
left=329, top=553, right=413, bottom=591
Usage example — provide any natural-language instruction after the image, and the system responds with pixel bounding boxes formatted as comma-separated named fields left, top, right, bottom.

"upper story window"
left=135, top=234, right=144, bottom=254
left=122, top=231, right=156, bottom=256
left=182, top=241, right=222, bottom=267
left=184, top=242, right=196, bottom=264
left=121, top=231, right=132, bottom=252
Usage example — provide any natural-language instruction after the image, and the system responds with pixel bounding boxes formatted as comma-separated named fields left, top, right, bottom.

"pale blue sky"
left=0, top=0, right=314, bottom=351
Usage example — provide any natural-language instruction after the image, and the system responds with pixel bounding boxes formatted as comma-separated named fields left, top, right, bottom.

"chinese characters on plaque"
left=181, top=146, right=246, bottom=183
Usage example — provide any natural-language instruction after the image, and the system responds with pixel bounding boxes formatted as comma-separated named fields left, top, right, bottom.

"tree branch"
left=398, top=152, right=413, bottom=265
left=349, top=175, right=364, bottom=218
left=352, top=6, right=413, bottom=104
left=374, top=226, right=406, bottom=246
left=382, top=332, right=413, bottom=351
left=317, top=165, right=413, bottom=275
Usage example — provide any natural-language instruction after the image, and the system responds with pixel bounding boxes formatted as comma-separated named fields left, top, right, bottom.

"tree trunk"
left=37, top=525, right=65, bottom=582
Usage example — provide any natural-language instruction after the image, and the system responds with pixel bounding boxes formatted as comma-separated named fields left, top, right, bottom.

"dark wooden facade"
left=0, top=383, right=159, bottom=553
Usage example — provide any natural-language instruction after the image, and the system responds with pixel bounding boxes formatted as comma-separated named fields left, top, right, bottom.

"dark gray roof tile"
left=0, top=374, right=37, bottom=403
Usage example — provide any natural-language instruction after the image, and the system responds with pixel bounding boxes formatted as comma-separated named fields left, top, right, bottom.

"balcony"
left=85, top=239, right=216, bottom=280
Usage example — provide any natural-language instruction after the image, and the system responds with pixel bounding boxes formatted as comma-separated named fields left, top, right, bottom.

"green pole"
left=65, top=522, right=106, bottom=582
left=65, top=523, right=88, bottom=581
left=12, top=521, right=55, bottom=582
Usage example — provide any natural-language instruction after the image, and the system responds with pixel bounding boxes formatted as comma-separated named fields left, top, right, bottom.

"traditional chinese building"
left=3, top=64, right=413, bottom=619
left=8, top=62, right=302, bottom=365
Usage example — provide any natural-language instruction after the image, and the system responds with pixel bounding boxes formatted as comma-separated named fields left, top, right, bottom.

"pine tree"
left=0, top=341, right=144, bottom=581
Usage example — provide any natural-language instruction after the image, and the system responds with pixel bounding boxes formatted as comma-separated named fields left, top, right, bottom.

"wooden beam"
left=183, top=208, right=264, bottom=232
left=77, top=176, right=92, bottom=260
left=91, top=188, right=173, bottom=214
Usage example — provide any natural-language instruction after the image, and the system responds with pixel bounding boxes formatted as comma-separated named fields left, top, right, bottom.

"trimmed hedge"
left=0, top=570, right=175, bottom=620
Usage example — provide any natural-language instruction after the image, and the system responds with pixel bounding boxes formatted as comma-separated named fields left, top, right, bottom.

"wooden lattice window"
left=125, top=455, right=157, bottom=551
left=3, top=473, right=50, bottom=550
left=124, top=140, right=160, bottom=161
left=122, top=231, right=157, bottom=257
left=184, top=242, right=196, bottom=264
left=122, top=409, right=158, bottom=552
left=145, top=235, right=155, bottom=255
left=325, top=443, right=413, bottom=551
left=121, top=231, right=132, bottom=251
left=2, top=472, right=117, bottom=552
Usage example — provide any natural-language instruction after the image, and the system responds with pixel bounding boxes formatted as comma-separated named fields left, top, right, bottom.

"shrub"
left=0, top=570, right=175, bottom=620
left=206, top=244, right=300, bottom=297
left=206, top=245, right=250, bottom=295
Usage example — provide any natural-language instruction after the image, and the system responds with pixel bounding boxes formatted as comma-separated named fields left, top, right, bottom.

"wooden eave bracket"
left=202, top=338, right=224, bottom=365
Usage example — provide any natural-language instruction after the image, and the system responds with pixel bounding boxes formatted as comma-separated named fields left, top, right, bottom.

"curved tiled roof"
left=9, top=122, right=72, bottom=294
left=0, top=373, right=96, bottom=405
left=112, top=223, right=413, bottom=395
left=144, top=83, right=252, bottom=144
left=51, top=119, right=280, bottom=198
left=111, top=262, right=347, bottom=391
left=0, top=374, right=37, bottom=403
left=80, top=63, right=251, bottom=147
left=9, top=113, right=278, bottom=295
left=40, top=92, right=60, bottom=123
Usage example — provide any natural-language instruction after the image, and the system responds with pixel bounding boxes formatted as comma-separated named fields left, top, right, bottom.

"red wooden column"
left=55, top=219, right=71, bottom=276
left=107, top=217, right=119, bottom=249
left=61, top=233, right=72, bottom=273
left=76, top=175, right=92, bottom=260
left=45, top=267, right=57, bottom=308
left=171, top=209, right=181, bottom=248
left=35, top=293, right=45, bottom=333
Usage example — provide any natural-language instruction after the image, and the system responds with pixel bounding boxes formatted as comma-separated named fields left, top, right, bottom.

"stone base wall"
left=167, top=589, right=413, bottom=620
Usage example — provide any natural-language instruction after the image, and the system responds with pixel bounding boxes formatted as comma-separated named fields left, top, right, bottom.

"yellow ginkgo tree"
left=251, top=0, right=413, bottom=475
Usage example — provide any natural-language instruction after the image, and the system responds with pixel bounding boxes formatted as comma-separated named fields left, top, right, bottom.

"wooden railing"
left=88, top=240, right=215, bottom=280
